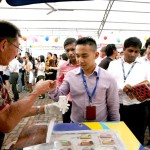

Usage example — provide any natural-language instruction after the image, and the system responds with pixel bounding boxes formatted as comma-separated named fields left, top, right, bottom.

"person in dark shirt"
left=99, top=44, right=118, bottom=70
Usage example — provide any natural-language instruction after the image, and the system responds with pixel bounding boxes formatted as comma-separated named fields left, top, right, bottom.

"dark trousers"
left=62, top=101, right=72, bottom=123
left=146, top=101, right=150, bottom=145
left=120, top=102, right=149, bottom=145
left=22, top=70, right=25, bottom=86
left=10, top=73, right=19, bottom=101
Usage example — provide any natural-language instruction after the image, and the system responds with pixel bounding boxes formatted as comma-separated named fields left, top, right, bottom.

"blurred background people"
left=36, top=55, right=45, bottom=99
left=9, top=58, right=19, bottom=101
left=25, top=54, right=34, bottom=93
left=95, top=46, right=106, bottom=65
left=16, top=53, right=23, bottom=93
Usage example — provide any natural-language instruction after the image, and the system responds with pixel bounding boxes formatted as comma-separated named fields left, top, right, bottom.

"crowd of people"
left=0, top=20, right=150, bottom=149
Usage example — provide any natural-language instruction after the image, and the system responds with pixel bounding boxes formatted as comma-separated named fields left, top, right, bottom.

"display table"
left=12, top=121, right=144, bottom=150
left=52, top=121, right=143, bottom=150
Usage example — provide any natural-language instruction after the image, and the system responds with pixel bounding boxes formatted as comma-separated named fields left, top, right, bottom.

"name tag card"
left=86, top=105, right=96, bottom=121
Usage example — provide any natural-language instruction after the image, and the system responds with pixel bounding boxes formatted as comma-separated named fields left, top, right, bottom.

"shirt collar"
left=144, top=55, right=150, bottom=62
left=75, top=64, right=99, bottom=76
left=66, top=60, right=79, bottom=67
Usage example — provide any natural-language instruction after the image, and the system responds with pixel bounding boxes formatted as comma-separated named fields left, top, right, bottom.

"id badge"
left=86, top=105, right=96, bottom=121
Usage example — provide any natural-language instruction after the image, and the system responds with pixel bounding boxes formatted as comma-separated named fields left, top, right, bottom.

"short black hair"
left=140, top=48, right=146, bottom=57
left=105, top=44, right=116, bottom=57
left=61, top=53, right=68, bottom=61
left=145, top=38, right=150, bottom=49
left=39, top=55, right=45, bottom=62
left=76, top=37, right=97, bottom=51
left=64, top=38, right=76, bottom=48
left=124, top=37, right=142, bottom=49
left=47, top=52, right=52, bottom=56
left=28, top=55, right=32, bottom=62
left=100, top=46, right=106, bottom=52
left=0, top=20, right=21, bottom=42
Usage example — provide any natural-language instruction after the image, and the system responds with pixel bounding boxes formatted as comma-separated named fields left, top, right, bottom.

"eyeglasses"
left=7, top=40, right=23, bottom=52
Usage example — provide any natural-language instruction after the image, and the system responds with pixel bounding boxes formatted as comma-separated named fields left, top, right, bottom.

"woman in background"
left=25, top=55, right=34, bottom=93
left=36, top=55, right=45, bottom=99
left=53, top=54, right=58, bottom=67
left=45, top=58, right=57, bottom=80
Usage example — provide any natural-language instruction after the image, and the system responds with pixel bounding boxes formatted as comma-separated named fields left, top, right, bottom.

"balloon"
left=117, top=38, right=120, bottom=43
left=54, top=38, right=58, bottom=42
left=34, top=38, right=38, bottom=42
left=104, top=36, right=107, bottom=40
left=22, top=36, right=27, bottom=41
left=45, top=36, right=49, bottom=41
left=144, top=37, right=148, bottom=41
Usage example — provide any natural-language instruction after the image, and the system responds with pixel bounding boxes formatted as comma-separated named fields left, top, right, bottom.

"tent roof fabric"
left=6, top=0, right=89, bottom=6
left=2, top=0, right=150, bottom=43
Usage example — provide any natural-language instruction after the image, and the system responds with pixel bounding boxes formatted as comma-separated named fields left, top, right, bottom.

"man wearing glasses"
left=0, top=20, right=69, bottom=149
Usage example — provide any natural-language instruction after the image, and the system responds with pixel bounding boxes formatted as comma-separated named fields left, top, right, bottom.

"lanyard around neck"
left=80, top=68, right=100, bottom=103
left=121, top=59, right=136, bottom=82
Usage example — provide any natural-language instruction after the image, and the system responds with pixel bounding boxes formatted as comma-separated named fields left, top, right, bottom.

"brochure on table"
left=24, top=121, right=143, bottom=150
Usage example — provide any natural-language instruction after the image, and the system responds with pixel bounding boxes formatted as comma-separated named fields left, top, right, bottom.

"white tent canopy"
left=1, top=0, right=150, bottom=47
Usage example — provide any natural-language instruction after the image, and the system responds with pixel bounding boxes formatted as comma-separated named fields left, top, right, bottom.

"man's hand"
left=123, top=84, right=135, bottom=99
left=123, top=84, right=133, bottom=93
left=49, top=80, right=57, bottom=91
left=34, top=80, right=56, bottom=95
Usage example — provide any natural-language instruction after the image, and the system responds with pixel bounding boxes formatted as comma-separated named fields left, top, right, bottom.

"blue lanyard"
left=80, top=68, right=100, bottom=104
left=121, top=59, right=136, bottom=82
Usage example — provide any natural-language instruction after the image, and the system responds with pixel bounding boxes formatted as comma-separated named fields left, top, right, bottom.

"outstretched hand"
left=49, top=80, right=57, bottom=91
left=34, top=80, right=56, bottom=95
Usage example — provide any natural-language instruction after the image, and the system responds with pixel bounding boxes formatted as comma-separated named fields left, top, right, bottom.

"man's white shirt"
left=9, top=58, right=19, bottom=73
left=107, top=58, right=150, bottom=105
left=137, top=55, right=150, bottom=64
